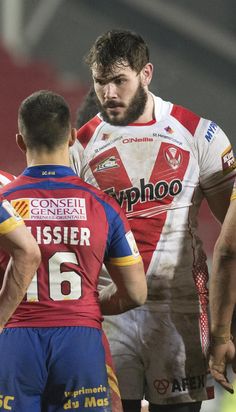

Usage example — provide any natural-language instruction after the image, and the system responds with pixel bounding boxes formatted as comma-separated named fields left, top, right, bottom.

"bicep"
left=205, top=186, right=233, bottom=224
left=105, top=261, right=146, bottom=295
left=0, top=225, right=39, bottom=259
left=215, top=198, right=236, bottom=250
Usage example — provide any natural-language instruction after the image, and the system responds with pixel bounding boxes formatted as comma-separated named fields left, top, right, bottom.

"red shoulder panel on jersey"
left=76, top=115, right=102, bottom=149
left=0, top=170, right=15, bottom=180
left=171, top=105, right=200, bottom=136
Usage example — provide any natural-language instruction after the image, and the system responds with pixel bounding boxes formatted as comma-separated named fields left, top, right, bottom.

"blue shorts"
left=0, top=326, right=112, bottom=412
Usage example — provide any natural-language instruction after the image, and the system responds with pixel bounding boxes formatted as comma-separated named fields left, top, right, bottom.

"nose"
left=103, top=83, right=117, bottom=100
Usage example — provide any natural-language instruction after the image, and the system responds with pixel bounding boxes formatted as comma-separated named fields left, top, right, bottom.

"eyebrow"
left=93, top=74, right=126, bottom=83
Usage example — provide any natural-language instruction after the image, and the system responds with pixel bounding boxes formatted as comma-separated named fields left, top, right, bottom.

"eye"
left=114, top=78, right=125, bottom=85
left=94, top=79, right=106, bottom=86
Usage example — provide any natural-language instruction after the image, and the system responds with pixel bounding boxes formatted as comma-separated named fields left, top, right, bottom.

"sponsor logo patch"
left=125, top=230, right=140, bottom=257
left=205, top=121, right=218, bottom=142
left=153, top=374, right=206, bottom=395
left=2, top=199, right=22, bottom=221
left=11, top=198, right=87, bottom=221
left=221, top=146, right=236, bottom=174
left=154, top=379, right=169, bottom=395
left=94, top=156, right=119, bottom=172
left=122, top=137, right=153, bottom=144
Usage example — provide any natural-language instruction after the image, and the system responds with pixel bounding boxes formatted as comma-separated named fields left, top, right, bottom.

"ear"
left=16, top=133, right=27, bottom=153
left=140, top=63, right=153, bottom=87
left=68, top=128, right=77, bottom=147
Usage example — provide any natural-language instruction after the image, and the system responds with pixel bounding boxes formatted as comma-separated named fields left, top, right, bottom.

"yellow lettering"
left=63, top=399, right=72, bottom=410
left=84, top=397, right=96, bottom=408
left=4, top=397, right=14, bottom=410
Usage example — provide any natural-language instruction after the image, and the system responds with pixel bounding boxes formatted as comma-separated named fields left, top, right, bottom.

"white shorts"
left=102, top=304, right=214, bottom=405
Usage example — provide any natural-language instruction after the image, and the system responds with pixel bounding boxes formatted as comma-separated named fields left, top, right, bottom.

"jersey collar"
left=22, top=165, right=77, bottom=178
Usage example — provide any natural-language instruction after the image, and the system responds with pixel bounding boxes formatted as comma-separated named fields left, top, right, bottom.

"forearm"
left=99, top=282, right=143, bottom=315
left=0, top=251, right=39, bottom=328
left=210, top=247, right=236, bottom=339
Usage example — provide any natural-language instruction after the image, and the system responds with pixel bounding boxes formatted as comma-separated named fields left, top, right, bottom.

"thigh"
left=141, top=310, right=212, bottom=404
left=103, top=310, right=145, bottom=401
left=149, top=401, right=202, bottom=412
left=43, top=326, right=112, bottom=412
left=0, top=328, right=44, bottom=412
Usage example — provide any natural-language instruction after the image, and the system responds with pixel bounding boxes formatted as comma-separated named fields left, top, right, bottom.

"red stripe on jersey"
left=134, top=142, right=190, bottom=272
left=89, top=147, right=131, bottom=192
left=76, top=115, right=102, bottom=149
left=171, top=104, right=200, bottom=136
left=88, top=143, right=190, bottom=273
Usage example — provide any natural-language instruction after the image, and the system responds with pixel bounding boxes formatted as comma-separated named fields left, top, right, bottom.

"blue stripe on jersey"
left=0, top=201, right=13, bottom=223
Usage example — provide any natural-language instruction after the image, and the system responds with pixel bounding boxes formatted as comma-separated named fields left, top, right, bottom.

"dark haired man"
left=0, top=89, right=147, bottom=412
left=70, top=29, right=236, bottom=412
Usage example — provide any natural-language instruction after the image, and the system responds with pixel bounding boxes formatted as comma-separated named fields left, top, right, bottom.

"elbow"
left=23, top=243, right=41, bottom=273
left=214, top=238, right=236, bottom=262
left=129, top=284, right=147, bottom=308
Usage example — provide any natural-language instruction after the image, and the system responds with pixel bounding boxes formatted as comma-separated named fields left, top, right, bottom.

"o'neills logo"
left=11, top=198, right=87, bottom=221
left=122, top=137, right=153, bottom=144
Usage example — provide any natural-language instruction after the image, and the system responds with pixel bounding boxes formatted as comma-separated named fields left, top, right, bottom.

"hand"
left=209, top=340, right=235, bottom=393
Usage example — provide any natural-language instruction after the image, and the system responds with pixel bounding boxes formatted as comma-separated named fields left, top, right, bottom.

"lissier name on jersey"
left=28, top=225, right=90, bottom=245
left=11, top=198, right=87, bottom=220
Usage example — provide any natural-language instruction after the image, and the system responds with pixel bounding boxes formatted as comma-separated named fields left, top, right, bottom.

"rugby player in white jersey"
left=70, top=29, right=236, bottom=412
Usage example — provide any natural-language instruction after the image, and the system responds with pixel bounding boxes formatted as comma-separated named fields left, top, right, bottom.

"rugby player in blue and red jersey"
left=0, top=90, right=147, bottom=412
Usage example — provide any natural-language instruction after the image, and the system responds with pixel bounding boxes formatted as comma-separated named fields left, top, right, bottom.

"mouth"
left=104, top=101, right=125, bottom=109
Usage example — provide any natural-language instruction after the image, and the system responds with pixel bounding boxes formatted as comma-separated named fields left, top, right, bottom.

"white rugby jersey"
left=71, top=94, right=236, bottom=312
left=0, top=170, right=15, bottom=187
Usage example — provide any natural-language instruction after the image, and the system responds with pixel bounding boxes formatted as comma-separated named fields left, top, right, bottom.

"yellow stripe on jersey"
left=106, top=364, right=121, bottom=398
left=230, top=190, right=236, bottom=201
left=0, top=216, right=24, bottom=235
left=108, top=254, right=142, bottom=267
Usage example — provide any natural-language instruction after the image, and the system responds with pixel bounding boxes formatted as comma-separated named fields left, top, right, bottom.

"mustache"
left=103, top=101, right=125, bottom=109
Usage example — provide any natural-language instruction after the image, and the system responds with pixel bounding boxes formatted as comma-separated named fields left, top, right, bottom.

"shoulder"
left=170, top=104, right=201, bottom=136
left=0, top=170, right=16, bottom=187
left=77, top=115, right=103, bottom=148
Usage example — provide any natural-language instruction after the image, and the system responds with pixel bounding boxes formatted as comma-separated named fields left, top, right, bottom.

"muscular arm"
left=0, top=225, right=41, bottom=329
left=99, top=260, right=147, bottom=315
left=209, top=198, right=236, bottom=337
left=205, top=185, right=233, bottom=224
left=209, top=198, right=236, bottom=392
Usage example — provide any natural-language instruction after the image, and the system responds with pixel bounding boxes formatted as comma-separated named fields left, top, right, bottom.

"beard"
left=96, top=83, right=148, bottom=126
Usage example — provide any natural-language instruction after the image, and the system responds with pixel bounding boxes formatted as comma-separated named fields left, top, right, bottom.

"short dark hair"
left=18, top=90, right=71, bottom=151
left=76, top=87, right=99, bottom=128
left=85, top=29, right=150, bottom=75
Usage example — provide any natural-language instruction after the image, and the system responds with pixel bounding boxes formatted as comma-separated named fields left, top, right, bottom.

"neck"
left=26, top=146, right=70, bottom=168
left=135, top=92, right=154, bottom=124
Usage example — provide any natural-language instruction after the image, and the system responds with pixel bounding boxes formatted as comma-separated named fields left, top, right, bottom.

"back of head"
left=85, top=29, right=150, bottom=75
left=76, top=87, right=99, bottom=128
left=18, top=90, right=71, bottom=152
